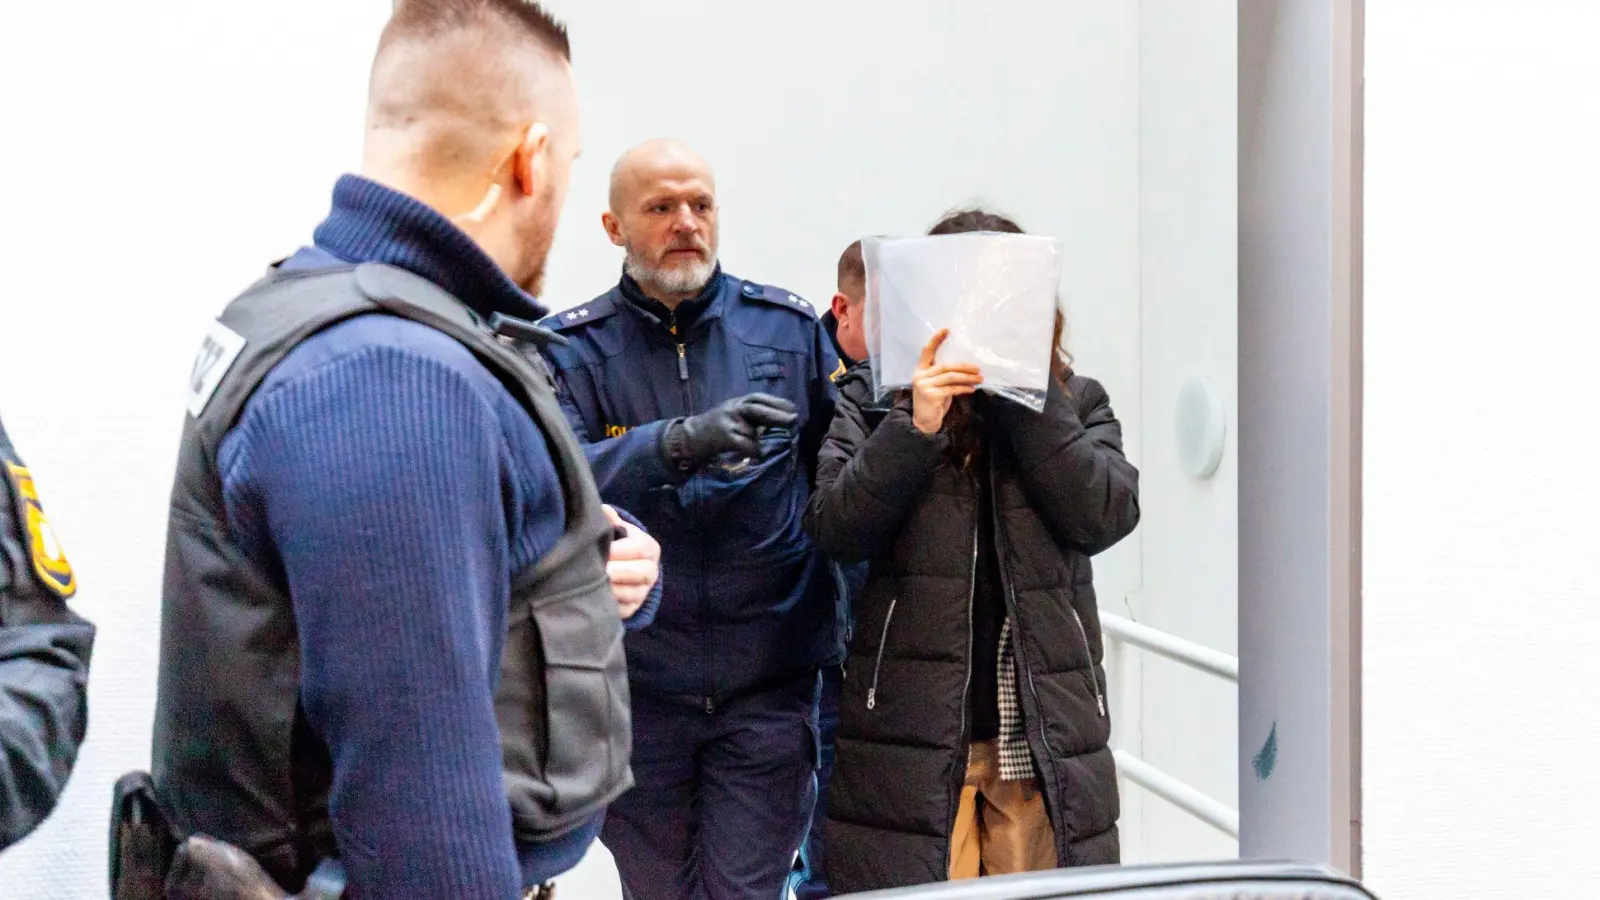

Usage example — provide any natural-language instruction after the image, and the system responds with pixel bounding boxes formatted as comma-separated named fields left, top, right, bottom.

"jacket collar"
left=618, top=266, right=728, bottom=335
left=821, top=310, right=860, bottom=368
left=310, top=174, right=548, bottom=323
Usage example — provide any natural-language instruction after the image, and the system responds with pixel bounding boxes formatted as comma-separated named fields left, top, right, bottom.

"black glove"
left=164, top=836, right=292, bottom=900
left=663, top=393, right=798, bottom=472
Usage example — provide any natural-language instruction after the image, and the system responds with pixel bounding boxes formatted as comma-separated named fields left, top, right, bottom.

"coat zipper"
left=944, top=494, right=981, bottom=851
left=865, top=597, right=897, bottom=710
left=959, top=518, right=978, bottom=738
left=866, top=501, right=981, bottom=716
left=1071, top=606, right=1107, bottom=716
left=988, top=460, right=1107, bottom=719
left=987, top=459, right=1083, bottom=864
left=672, top=312, right=689, bottom=382
left=667, top=310, right=709, bottom=709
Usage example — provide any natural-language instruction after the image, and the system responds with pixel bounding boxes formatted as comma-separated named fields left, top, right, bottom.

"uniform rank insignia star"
left=565, top=308, right=591, bottom=321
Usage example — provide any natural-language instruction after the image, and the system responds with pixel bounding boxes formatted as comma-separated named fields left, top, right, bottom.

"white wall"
left=0, top=3, right=387, bottom=898
left=1363, top=2, right=1600, bottom=897
left=0, top=2, right=1144, bottom=897
left=1120, top=0, right=1239, bottom=865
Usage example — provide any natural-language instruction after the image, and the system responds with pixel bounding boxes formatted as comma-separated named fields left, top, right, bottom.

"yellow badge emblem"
left=4, top=462, right=76, bottom=599
left=829, top=360, right=847, bottom=383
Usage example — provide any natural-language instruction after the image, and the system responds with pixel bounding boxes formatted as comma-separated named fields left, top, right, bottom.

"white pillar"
left=1237, top=0, right=1364, bottom=876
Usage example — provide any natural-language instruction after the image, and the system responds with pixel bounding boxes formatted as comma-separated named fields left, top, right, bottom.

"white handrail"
left=1098, top=611, right=1238, bottom=683
left=1113, top=749, right=1240, bottom=839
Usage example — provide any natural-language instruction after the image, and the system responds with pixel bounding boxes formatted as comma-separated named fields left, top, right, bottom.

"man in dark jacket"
left=542, top=139, right=843, bottom=900
left=1, top=415, right=93, bottom=851
left=819, top=239, right=870, bottom=371
left=805, top=213, right=1139, bottom=891
left=142, top=4, right=660, bottom=897
left=791, top=239, right=871, bottom=900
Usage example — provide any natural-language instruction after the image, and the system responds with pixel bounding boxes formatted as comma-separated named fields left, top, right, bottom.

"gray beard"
left=624, top=252, right=717, bottom=298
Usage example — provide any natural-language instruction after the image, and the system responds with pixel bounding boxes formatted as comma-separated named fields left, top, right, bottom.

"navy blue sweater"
left=217, top=175, right=656, bottom=897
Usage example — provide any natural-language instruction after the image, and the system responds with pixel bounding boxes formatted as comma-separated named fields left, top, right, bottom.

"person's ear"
left=601, top=210, right=626, bottom=247
left=512, top=123, right=551, bottom=198
left=831, top=292, right=851, bottom=321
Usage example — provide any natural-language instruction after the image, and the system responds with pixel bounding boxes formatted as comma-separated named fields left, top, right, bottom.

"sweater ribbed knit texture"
left=215, top=175, right=643, bottom=897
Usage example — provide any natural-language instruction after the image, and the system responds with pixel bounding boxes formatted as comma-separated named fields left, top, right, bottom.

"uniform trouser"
left=948, top=739, right=1059, bottom=879
left=605, top=670, right=819, bottom=900
left=790, top=663, right=842, bottom=900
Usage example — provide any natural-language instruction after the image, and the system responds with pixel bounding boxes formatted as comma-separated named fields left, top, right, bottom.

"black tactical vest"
left=151, top=263, right=633, bottom=888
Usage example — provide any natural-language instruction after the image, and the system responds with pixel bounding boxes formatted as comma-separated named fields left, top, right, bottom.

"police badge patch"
left=186, top=319, right=248, bottom=418
left=3, top=461, right=76, bottom=599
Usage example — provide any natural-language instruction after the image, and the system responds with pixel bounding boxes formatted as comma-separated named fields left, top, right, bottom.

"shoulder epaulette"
left=739, top=281, right=817, bottom=318
left=543, top=294, right=620, bottom=333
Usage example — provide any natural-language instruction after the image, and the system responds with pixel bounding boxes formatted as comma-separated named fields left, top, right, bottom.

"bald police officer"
left=542, top=139, right=845, bottom=900
left=1, top=414, right=93, bottom=851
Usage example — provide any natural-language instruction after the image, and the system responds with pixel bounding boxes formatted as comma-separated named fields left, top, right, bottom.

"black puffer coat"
left=805, top=368, right=1140, bottom=893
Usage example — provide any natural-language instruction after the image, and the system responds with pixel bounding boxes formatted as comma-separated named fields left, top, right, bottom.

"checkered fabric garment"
left=994, top=617, right=1036, bottom=781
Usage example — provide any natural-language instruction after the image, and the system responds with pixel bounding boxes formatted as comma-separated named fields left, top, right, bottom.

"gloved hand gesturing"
left=665, top=393, right=798, bottom=472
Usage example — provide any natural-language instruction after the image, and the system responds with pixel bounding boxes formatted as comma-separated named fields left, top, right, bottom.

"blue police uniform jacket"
left=542, top=268, right=845, bottom=702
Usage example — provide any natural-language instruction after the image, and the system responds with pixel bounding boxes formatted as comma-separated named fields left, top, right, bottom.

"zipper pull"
left=1096, top=692, right=1107, bottom=717
left=676, top=344, right=689, bottom=381
left=866, top=688, right=877, bottom=710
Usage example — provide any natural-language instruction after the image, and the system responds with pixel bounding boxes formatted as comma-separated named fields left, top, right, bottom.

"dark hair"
left=926, top=207, right=1070, bottom=376
left=385, top=0, right=572, bottom=61
left=925, top=207, right=1072, bottom=469
left=927, top=208, right=1024, bottom=238
left=837, top=240, right=866, bottom=298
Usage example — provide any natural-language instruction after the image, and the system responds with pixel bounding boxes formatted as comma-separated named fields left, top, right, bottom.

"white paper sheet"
left=864, top=232, right=1062, bottom=410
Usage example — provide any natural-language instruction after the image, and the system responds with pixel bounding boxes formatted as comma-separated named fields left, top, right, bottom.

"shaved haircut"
left=368, top=1, right=574, bottom=180
left=837, top=240, right=865, bottom=301
left=382, top=0, right=570, bottom=61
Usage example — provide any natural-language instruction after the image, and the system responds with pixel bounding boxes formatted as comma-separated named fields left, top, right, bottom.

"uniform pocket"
left=500, top=570, right=632, bottom=839
left=703, top=426, right=796, bottom=479
left=746, top=350, right=788, bottom=382
left=697, top=428, right=805, bottom=562
left=530, top=570, right=627, bottom=764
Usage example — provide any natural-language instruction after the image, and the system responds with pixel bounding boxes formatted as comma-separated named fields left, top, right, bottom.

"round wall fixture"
left=1174, top=376, right=1227, bottom=479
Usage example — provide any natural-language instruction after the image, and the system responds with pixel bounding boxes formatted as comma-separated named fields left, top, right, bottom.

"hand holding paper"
left=910, top=329, right=984, bottom=435
left=865, top=232, right=1062, bottom=412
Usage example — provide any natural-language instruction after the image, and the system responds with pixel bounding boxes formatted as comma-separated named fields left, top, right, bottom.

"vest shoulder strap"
left=190, top=263, right=537, bottom=452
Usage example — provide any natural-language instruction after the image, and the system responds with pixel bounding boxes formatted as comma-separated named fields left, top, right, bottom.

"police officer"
left=791, top=239, right=873, bottom=900
left=1, top=414, right=93, bottom=851
left=820, top=239, right=870, bottom=370
left=134, top=3, right=660, bottom=898
left=541, top=139, right=844, bottom=900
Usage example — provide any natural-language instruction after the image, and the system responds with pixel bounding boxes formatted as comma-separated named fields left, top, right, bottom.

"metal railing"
left=1113, top=750, right=1240, bottom=839
left=1101, top=608, right=1241, bottom=840
left=1099, top=612, right=1238, bottom=683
